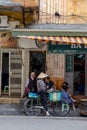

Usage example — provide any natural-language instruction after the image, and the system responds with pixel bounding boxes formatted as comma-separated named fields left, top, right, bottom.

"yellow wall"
left=0, top=31, right=17, bottom=48
left=0, top=11, right=23, bottom=22
left=39, top=0, right=87, bottom=24
left=67, top=0, right=87, bottom=14
left=0, top=10, right=37, bottom=26
left=66, top=0, right=87, bottom=24
left=12, top=0, right=39, bottom=7
left=1, top=0, right=87, bottom=24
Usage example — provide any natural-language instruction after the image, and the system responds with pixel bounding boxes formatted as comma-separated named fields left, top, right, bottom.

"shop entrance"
left=1, top=53, right=9, bottom=94
left=30, top=51, right=46, bottom=75
left=74, top=54, right=85, bottom=95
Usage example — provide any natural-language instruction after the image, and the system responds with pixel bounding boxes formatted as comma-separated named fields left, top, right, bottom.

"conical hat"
left=37, top=72, right=48, bottom=79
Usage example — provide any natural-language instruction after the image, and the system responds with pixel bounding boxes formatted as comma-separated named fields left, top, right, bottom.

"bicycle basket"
left=49, top=92, right=61, bottom=102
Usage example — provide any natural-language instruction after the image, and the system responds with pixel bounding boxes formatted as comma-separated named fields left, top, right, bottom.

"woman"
left=37, top=72, right=50, bottom=116
left=61, top=85, right=76, bottom=111
left=23, top=72, right=37, bottom=98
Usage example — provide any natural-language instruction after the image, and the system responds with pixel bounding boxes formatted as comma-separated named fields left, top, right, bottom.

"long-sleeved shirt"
left=37, top=79, right=46, bottom=92
left=60, top=91, right=73, bottom=104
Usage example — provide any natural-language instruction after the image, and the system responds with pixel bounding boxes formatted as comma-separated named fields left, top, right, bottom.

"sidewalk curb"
left=0, top=115, right=86, bottom=121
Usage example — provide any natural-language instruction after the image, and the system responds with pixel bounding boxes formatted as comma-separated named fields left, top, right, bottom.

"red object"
left=23, top=86, right=29, bottom=97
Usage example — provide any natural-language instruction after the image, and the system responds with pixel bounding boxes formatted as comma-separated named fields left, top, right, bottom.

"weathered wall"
left=46, top=54, right=65, bottom=77
left=39, top=0, right=87, bottom=24
left=12, top=0, right=39, bottom=7
left=46, top=53, right=65, bottom=89
left=66, top=0, right=87, bottom=24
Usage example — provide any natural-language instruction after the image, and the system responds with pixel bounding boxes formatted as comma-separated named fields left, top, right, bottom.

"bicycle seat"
left=28, top=92, right=38, bottom=98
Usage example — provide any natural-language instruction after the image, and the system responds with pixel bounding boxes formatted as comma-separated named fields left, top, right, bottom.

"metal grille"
left=9, top=51, right=22, bottom=97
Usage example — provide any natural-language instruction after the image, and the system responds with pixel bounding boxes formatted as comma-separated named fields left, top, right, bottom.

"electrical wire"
left=75, top=15, right=87, bottom=23
left=41, top=0, right=56, bottom=11
left=0, top=0, right=87, bottom=23
left=40, top=0, right=87, bottom=22
left=39, top=8, right=87, bottom=23
left=40, top=10, right=87, bottom=19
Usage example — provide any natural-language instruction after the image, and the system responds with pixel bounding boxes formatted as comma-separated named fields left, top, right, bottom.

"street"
left=0, top=116, right=86, bottom=130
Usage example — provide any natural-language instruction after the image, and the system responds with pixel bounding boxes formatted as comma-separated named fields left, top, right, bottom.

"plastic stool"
left=4, top=86, right=8, bottom=92
left=62, top=103, right=69, bottom=112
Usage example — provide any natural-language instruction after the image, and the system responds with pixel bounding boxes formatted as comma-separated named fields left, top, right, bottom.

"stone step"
left=0, top=104, right=22, bottom=115
left=0, top=97, right=21, bottom=104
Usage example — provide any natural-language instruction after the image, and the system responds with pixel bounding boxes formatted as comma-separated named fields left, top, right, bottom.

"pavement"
left=0, top=101, right=83, bottom=117
left=0, top=116, right=86, bottom=130
left=20, top=98, right=85, bottom=117
left=0, top=100, right=86, bottom=130
left=0, top=98, right=86, bottom=117
left=0, top=103, right=23, bottom=115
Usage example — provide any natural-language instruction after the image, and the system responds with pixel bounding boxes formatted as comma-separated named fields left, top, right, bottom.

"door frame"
left=65, top=54, right=74, bottom=94
left=0, top=52, right=2, bottom=95
left=0, top=51, right=10, bottom=95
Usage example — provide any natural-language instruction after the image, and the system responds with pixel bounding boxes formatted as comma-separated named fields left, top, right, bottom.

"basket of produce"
left=80, top=111, right=87, bottom=117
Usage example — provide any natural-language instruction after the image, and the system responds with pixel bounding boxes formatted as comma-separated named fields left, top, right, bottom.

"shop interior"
left=1, top=53, right=9, bottom=94
left=30, top=51, right=46, bottom=76
left=74, top=54, right=85, bottom=95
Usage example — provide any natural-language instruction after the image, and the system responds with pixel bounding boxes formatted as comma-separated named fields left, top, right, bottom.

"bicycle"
left=24, top=91, right=70, bottom=116
left=24, top=92, right=44, bottom=116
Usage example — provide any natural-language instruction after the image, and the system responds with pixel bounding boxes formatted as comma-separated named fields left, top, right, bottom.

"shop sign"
left=66, top=55, right=73, bottom=72
left=48, top=42, right=87, bottom=53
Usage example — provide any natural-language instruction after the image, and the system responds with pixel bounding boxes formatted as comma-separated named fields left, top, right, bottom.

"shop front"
left=48, top=43, right=87, bottom=96
left=0, top=49, right=23, bottom=97
left=20, top=35, right=87, bottom=96
left=12, top=26, right=87, bottom=96
left=0, top=30, right=23, bottom=97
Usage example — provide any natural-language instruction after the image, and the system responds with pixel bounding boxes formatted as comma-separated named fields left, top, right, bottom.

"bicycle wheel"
left=53, top=102, right=70, bottom=116
left=24, top=99, right=41, bottom=116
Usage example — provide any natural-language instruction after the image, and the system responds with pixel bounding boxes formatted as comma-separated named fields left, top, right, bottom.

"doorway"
left=1, top=53, right=9, bottom=94
left=30, top=51, right=46, bottom=75
left=74, top=54, right=85, bottom=95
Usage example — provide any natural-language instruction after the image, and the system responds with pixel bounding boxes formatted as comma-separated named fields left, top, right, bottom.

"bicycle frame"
left=24, top=91, right=70, bottom=116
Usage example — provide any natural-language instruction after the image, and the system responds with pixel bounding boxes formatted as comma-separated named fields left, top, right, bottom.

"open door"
left=74, top=54, right=85, bottom=95
left=85, top=55, right=87, bottom=96
left=0, top=52, right=2, bottom=95
left=30, top=51, right=46, bottom=75
left=1, top=53, right=9, bottom=95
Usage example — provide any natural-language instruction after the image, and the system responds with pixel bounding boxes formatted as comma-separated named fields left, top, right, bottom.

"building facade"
left=13, top=25, right=87, bottom=97
left=0, top=0, right=87, bottom=98
left=39, top=0, right=87, bottom=24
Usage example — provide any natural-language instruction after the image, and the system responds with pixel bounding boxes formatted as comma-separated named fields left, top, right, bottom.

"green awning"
left=12, top=29, right=87, bottom=37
